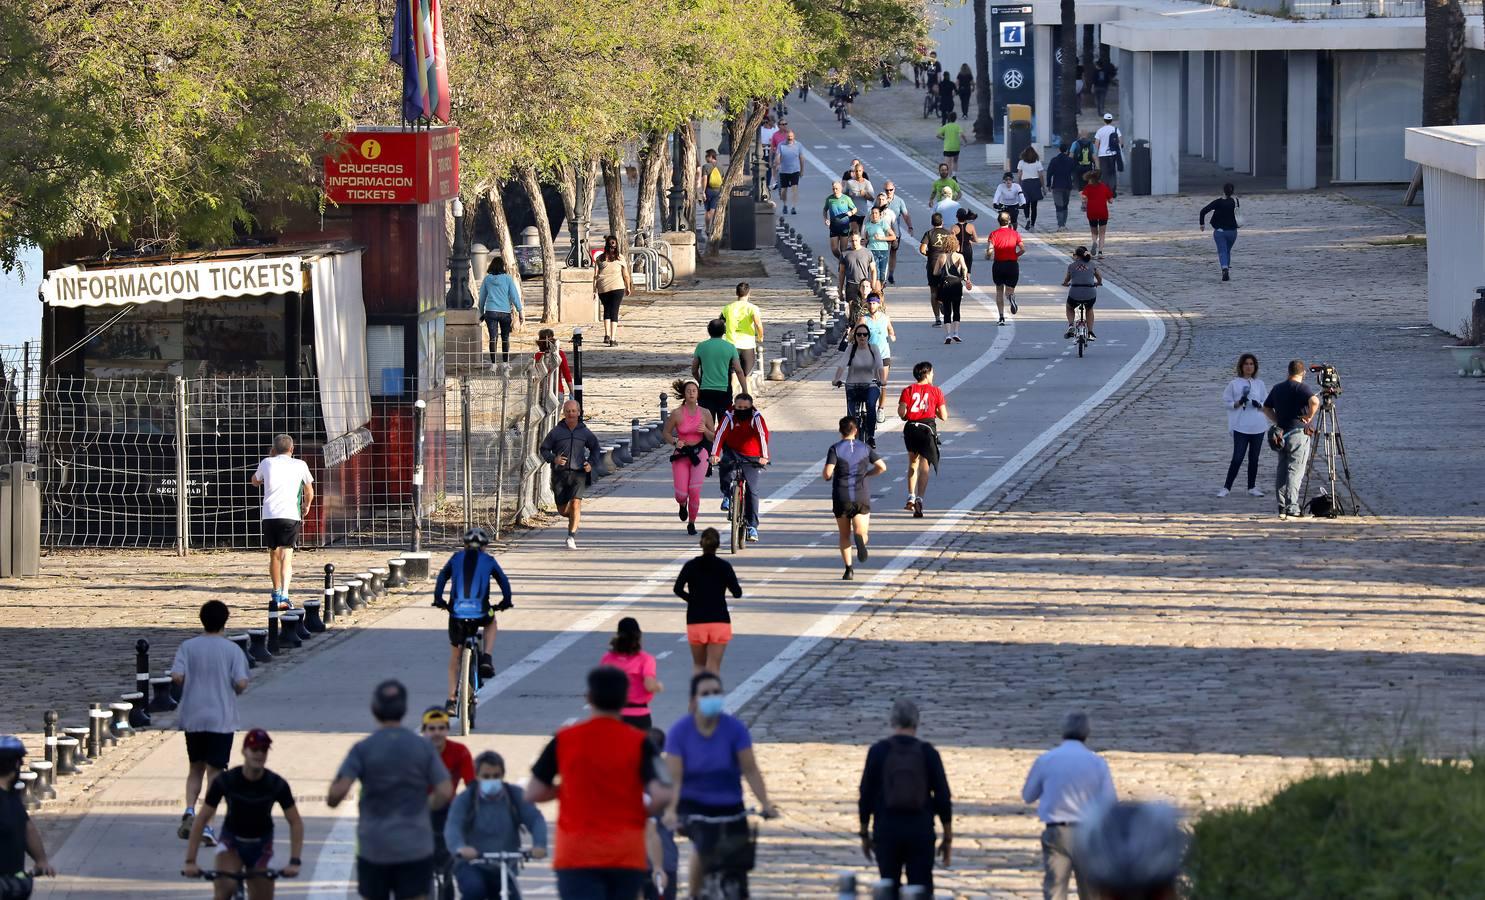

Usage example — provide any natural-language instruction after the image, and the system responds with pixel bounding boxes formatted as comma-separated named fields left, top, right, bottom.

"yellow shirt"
left=720, top=300, right=760, bottom=350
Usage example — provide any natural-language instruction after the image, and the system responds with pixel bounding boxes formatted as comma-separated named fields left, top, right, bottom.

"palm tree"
left=1059, top=0, right=1078, bottom=142
left=1423, top=0, right=1465, bottom=126
left=973, top=0, right=993, bottom=141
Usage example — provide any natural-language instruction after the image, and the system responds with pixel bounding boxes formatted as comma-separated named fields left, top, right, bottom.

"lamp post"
left=446, top=197, right=473, bottom=308
left=667, top=127, right=686, bottom=233
left=570, top=169, right=591, bottom=267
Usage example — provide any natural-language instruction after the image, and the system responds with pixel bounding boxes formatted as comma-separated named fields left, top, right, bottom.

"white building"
left=927, top=0, right=1485, bottom=193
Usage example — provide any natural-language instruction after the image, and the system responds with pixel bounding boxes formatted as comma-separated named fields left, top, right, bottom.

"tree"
left=1423, top=0, right=1465, bottom=127
left=973, top=0, right=993, bottom=141
left=1059, top=0, right=1079, bottom=143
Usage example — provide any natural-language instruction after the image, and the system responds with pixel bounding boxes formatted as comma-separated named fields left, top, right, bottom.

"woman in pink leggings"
left=663, top=378, right=716, bottom=535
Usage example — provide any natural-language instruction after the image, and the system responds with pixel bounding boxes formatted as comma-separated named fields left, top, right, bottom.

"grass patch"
left=1367, top=235, right=1427, bottom=247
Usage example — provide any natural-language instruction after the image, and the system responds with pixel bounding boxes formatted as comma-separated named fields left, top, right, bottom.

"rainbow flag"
left=390, top=0, right=451, bottom=123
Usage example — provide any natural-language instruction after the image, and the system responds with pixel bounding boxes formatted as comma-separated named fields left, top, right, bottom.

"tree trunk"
left=656, top=138, right=673, bottom=229
left=679, top=123, right=699, bottom=233
left=580, top=157, right=601, bottom=237
left=518, top=166, right=561, bottom=323
left=972, top=0, right=994, bottom=141
left=634, top=130, right=666, bottom=237
left=1423, top=0, right=1466, bottom=126
left=1059, top=0, right=1078, bottom=143
left=1081, top=24, right=1095, bottom=115
left=705, top=102, right=770, bottom=256
left=1098, top=40, right=1110, bottom=69
left=484, top=184, right=521, bottom=294
left=601, top=156, right=628, bottom=254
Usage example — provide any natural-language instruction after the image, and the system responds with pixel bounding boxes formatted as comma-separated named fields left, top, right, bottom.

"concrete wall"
left=1420, top=166, right=1485, bottom=338
left=1334, top=50, right=1421, bottom=182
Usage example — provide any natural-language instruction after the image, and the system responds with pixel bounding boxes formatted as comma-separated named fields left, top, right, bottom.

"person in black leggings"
left=931, top=234, right=971, bottom=344
left=1218, top=353, right=1270, bottom=498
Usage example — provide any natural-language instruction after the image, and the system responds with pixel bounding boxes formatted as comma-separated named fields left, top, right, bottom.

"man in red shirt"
left=527, top=666, right=672, bottom=899
left=987, top=211, right=1026, bottom=327
left=422, top=707, right=475, bottom=870
left=1080, top=169, right=1115, bottom=259
left=709, top=393, right=771, bottom=542
left=898, top=361, right=949, bottom=518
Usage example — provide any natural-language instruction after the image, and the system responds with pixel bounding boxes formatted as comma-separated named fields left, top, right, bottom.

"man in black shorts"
left=540, top=400, right=601, bottom=550
left=251, top=434, right=314, bottom=609
left=918, top=213, right=952, bottom=327
left=822, top=416, right=887, bottom=581
left=898, top=361, right=948, bottom=518
left=184, top=729, right=304, bottom=898
left=172, top=600, right=250, bottom=849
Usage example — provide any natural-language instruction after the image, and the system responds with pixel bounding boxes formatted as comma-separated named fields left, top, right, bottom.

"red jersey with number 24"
left=899, top=383, right=945, bottom=421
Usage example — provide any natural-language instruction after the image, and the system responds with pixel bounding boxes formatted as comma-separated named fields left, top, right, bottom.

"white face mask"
left=479, top=778, right=504, bottom=796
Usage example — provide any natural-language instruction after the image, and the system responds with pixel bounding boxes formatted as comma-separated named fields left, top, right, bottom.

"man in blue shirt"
left=1045, top=144, right=1078, bottom=231
left=434, top=527, right=514, bottom=712
left=822, top=416, right=886, bottom=581
left=478, top=257, right=524, bottom=366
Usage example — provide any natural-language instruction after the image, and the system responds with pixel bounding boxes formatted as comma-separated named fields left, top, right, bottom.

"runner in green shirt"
left=936, top=111, right=966, bottom=174
left=928, top=163, right=960, bottom=211
left=691, top=319, right=743, bottom=420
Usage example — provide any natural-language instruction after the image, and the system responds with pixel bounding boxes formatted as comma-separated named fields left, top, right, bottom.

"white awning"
left=41, top=257, right=305, bottom=307
left=310, top=251, right=373, bottom=453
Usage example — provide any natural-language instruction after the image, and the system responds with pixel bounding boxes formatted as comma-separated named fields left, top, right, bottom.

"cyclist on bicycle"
left=433, top=527, right=514, bottom=714
left=1062, top=245, right=1102, bottom=340
left=709, top=395, right=770, bottom=543
left=662, top=673, right=780, bottom=899
left=444, top=751, right=548, bottom=900
left=833, top=324, right=886, bottom=448
left=183, top=729, right=303, bottom=899
left=0, top=735, right=55, bottom=898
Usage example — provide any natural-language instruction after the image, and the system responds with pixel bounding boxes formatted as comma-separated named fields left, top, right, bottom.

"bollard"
left=54, top=737, right=79, bottom=776
left=124, top=691, right=149, bottom=729
left=321, top=588, right=335, bottom=626
left=230, top=633, right=255, bottom=669
left=871, top=879, right=896, bottom=900
left=643, top=423, right=662, bottom=452
left=835, top=872, right=857, bottom=898
left=18, top=772, right=38, bottom=811
left=62, top=728, right=91, bottom=766
left=88, top=705, right=111, bottom=756
left=169, top=674, right=183, bottom=706
left=248, top=629, right=273, bottom=664
left=333, top=585, right=350, bottom=616
left=658, top=392, right=669, bottom=425
left=42, top=710, right=57, bottom=763
left=387, top=558, right=408, bottom=588
left=346, top=579, right=367, bottom=611
left=29, top=761, right=55, bottom=801
left=353, top=578, right=370, bottom=609
left=767, top=358, right=787, bottom=381
left=278, top=613, right=303, bottom=649
left=603, top=443, right=620, bottom=471
left=370, top=568, right=388, bottom=596
left=267, top=599, right=281, bottom=654
left=616, top=438, right=633, bottom=466
left=358, top=573, right=377, bottom=601
left=147, top=676, right=176, bottom=713
left=324, top=562, right=335, bottom=592
left=593, top=446, right=614, bottom=478
left=291, top=607, right=313, bottom=641
left=303, top=599, right=326, bottom=633
left=793, top=343, right=808, bottom=371
left=134, top=639, right=151, bottom=702
left=571, top=330, right=585, bottom=416
left=108, top=702, right=134, bottom=740
left=631, top=418, right=647, bottom=453
left=901, top=887, right=928, bottom=899
left=780, top=341, right=794, bottom=373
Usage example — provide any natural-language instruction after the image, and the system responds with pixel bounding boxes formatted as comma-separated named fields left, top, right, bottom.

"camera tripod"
left=1300, top=393, right=1360, bottom=517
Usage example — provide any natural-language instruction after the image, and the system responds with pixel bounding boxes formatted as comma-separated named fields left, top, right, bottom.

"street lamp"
left=667, top=127, right=687, bottom=233
left=570, top=169, right=591, bottom=267
left=446, top=196, right=473, bottom=309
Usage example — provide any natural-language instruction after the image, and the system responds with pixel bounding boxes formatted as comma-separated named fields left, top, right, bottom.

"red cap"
left=243, top=728, right=272, bottom=750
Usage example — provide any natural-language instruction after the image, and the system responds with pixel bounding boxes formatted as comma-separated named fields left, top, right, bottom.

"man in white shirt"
left=759, top=116, right=779, bottom=187
left=252, top=434, right=315, bottom=608
left=1021, top=712, right=1117, bottom=900
left=1094, top=112, right=1121, bottom=193
left=932, top=187, right=961, bottom=230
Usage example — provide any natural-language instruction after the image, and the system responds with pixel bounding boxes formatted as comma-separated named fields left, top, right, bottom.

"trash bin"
left=1131, top=139, right=1152, bottom=196
left=0, top=461, right=41, bottom=577
left=1005, top=104, right=1034, bottom=173
left=729, top=186, right=756, bottom=251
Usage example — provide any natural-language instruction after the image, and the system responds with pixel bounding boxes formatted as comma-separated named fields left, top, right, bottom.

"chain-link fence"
left=0, top=343, right=39, bottom=465
left=9, top=354, right=565, bottom=551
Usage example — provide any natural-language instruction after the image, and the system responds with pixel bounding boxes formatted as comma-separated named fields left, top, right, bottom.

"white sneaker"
left=1216, top=488, right=1230, bottom=498
left=565, top=536, right=577, bottom=550
left=1248, top=487, right=1265, bottom=497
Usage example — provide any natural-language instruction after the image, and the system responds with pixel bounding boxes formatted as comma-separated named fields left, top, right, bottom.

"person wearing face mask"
left=663, top=673, right=780, bottom=899
left=445, top=751, right=548, bottom=900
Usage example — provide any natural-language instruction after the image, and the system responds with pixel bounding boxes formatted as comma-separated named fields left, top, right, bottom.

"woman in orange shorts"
left=673, top=527, right=743, bottom=675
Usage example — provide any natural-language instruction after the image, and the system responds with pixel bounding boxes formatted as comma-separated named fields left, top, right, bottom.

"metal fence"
left=4, top=352, right=566, bottom=551
left=1197, top=0, right=1481, bottom=17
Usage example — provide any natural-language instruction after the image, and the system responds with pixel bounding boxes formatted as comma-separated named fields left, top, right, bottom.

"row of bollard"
left=835, top=873, right=930, bottom=898
left=11, top=557, right=426, bottom=813
left=774, top=221, right=850, bottom=380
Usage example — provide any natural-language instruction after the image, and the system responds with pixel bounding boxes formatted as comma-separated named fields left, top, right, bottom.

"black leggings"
left=938, top=286, right=963, bottom=323
left=1025, top=200, right=1039, bottom=228
left=1225, top=430, right=1264, bottom=490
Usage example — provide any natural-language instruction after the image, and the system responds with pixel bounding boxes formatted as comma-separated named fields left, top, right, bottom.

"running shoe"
left=998, top=317, right=1007, bottom=326
left=933, top=318, right=942, bottom=327
left=952, top=335, right=962, bottom=343
left=478, top=652, right=495, bottom=680
left=746, top=527, right=759, bottom=542
left=887, top=274, right=895, bottom=285
left=201, top=825, right=218, bottom=848
left=677, top=500, right=688, bottom=522
left=565, top=535, right=577, bottom=550
left=944, top=336, right=952, bottom=345
left=1065, top=327, right=1075, bottom=338
left=1088, top=332, right=1097, bottom=341
left=854, top=533, right=869, bottom=562
left=913, top=498, right=924, bottom=519
left=178, top=811, right=194, bottom=840
left=1009, top=297, right=1019, bottom=315
left=687, top=522, right=697, bottom=536
left=721, top=496, right=731, bottom=513
left=842, top=565, right=854, bottom=581
left=445, top=697, right=458, bottom=715
left=904, top=497, right=916, bottom=512
left=1248, top=487, right=1265, bottom=497
left=1097, top=251, right=1105, bottom=259
left=1216, top=488, right=1230, bottom=498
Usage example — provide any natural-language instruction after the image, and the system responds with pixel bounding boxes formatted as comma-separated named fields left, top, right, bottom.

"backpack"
left=882, top=738, right=929, bottom=813
left=1073, top=141, right=1093, bottom=167
left=705, top=164, right=722, bottom=190
left=1107, top=129, right=1122, bottom=154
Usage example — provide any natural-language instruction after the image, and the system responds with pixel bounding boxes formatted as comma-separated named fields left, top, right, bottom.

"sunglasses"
left=855, top=331, right=870, bottom=337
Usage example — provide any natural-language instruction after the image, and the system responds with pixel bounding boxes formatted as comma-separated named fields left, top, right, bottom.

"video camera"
left=1309, top=363, right=1341, bottom=396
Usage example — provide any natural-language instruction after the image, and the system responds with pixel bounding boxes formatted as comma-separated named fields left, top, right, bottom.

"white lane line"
left=657, top=650, right=673, bottom=660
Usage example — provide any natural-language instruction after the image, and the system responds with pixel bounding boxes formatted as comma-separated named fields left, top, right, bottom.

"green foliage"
left=1186, top=755, right=1485, bottom=899
left=793, top=0, right=932, bottom=82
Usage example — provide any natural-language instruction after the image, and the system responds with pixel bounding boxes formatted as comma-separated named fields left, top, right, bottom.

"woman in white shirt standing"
left=991, top=172, right=1026, bottom=229
left=1017, top=147, right=1045, bottom=230
left=1219, top=353, right=1269, bottom=498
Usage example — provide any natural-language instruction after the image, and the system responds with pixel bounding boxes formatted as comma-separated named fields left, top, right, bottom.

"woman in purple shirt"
left=662, top=672, right=780, bottom=896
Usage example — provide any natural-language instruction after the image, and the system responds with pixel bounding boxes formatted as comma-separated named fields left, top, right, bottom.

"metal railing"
left=1194, top=0, right=1480, bottom=17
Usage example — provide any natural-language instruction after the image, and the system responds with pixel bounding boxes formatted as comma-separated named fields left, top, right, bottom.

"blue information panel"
left=990, top=5, right=1036, bottom=142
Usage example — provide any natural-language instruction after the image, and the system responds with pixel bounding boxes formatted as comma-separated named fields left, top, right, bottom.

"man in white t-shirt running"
left=252, top=434, right=315, bottom=607
left=1094, top=112, right=1121, bottom=194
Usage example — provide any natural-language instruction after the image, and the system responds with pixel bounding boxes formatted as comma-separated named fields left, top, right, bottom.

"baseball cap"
left=421, top=706, right=451, bottom=727
left=1103, top=113, right=1114, bottom=122
left=0, top=735, right=25, bottom=757
left=243, top=728, right=272, bottom=750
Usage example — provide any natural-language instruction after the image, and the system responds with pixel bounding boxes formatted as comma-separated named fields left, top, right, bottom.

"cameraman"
left=1218, top=353, right=1268, bottom=498
left=1262, top=359, right=1320, bottom=520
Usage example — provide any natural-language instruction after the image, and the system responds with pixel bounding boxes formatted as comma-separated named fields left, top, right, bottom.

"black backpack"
left=882, top=738, right=929, bottom=813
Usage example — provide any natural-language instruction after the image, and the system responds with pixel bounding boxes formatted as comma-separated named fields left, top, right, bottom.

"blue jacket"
left=444, top=782, right=548, bottom=855
left=479, top=273, right=524, bottom=316
left=435, top=549, right=512, bottom=618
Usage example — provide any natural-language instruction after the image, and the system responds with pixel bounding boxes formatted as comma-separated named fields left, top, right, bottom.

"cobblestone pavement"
left=737, top=84, right=1485, bottom=896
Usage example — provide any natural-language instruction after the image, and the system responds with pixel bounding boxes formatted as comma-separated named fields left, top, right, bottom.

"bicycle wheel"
left=655, top=253, right=675, bottom=289
left=455, top=645, right=472, bottom=736
left=730, top=480, right=746, bottom=555
left=922, top=95, right=933, bottom=118
left=465, top=646, right=479, bottom=730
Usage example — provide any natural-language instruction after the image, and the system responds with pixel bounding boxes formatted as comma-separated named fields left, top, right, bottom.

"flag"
left=390, top=0, right=451, bottom=123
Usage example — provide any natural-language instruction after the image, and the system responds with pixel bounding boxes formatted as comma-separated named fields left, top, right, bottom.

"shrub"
left=1185, top=755, right=1485, bottom=899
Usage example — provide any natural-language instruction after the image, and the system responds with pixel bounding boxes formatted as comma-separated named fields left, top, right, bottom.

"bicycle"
left=1070, top=301, right=1092, bottom=358
left=433, top=850, right=532, bottom=900
left=836, top=380, right=881, bottom=445
left=833, top=96, right=851, bottom=128
left=719, top=453, right=764, bottom=554
left=452, top=623, right=485, bottom=736
left=682, top=811, right=757, bottom=900
left=922, top=91, right=938, bottom=119
left=183, top=868, right=293, bottom=900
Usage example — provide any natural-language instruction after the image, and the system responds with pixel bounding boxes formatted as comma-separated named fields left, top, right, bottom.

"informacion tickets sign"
left=323, top=127, right=460, bottom=205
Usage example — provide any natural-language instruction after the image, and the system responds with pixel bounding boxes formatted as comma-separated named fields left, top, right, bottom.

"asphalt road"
left=37, top=95, right=1162, bottom=898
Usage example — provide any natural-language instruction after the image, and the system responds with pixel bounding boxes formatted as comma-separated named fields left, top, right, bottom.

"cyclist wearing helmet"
left=0, top=735, right=55, bottom=897
left=434, top=528, right=514, bottom=714
left=183, top=729, right=303, bottom=898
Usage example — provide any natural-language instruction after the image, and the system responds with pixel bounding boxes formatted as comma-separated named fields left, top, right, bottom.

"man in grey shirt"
left=171, top=599, right=250, bottom=846
left=329, top=680, right=452, bottom=900
left=539, top=399, right=602, bottom=550
left=839, top=232, right=879, bottom=317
